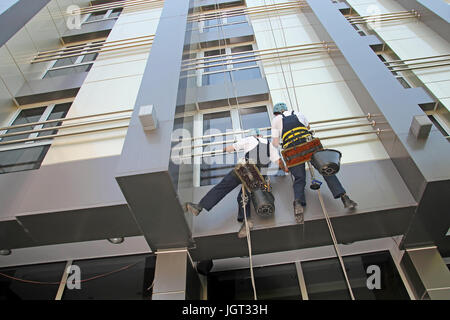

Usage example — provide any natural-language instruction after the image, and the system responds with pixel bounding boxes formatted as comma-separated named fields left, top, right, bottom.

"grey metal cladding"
left=14, top=72, right=89, bottom=106
left=16, top=204, right=140, bottom=246
left=177, top=78, right=269, bottom=107
left=62, top=19, right=116, bottom=44
left=190, top=159, right=417, bottom=260
left=0, top=0, right=51, bottom=48
left=0, top=219, right=35, bottom=249
left=0, top=155, right=139, bottom=248
left=396, top=0, right=450, bottom=43
left=115, top=0, right=194, bottom=251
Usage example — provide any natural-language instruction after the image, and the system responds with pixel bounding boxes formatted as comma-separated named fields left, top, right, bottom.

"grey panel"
left=17, top=204, right=141, bottom=246
left=115, top=0, right=194, bottom=250
left=15, top=156, right=127, bottom=215
left=396, top=0, right=450, bottom=43
left=0, top=0, right=51, bottom=47
left=400, top=251, right=426, bottom=299
left=61, top=19, right=116, bottom=44
left=0, top=219, right=34, bottom=249
left=190, top=159, right=417, bottom=260
left=14, top=71, right=88, bottom=105
left=178, top=78, right=269, bottom=107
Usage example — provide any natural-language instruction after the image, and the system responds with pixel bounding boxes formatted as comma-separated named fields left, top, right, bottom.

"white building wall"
left=347, top=0, right=450, bottom=113
left=42, top=3, right=163, bottom=165
left=247, top=0, right=390, bottom=164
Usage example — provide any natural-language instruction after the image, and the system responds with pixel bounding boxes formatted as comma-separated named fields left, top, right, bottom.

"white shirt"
left=233, top=136, right=280, bottom=162
left=271, top=111, right=309, bottom=141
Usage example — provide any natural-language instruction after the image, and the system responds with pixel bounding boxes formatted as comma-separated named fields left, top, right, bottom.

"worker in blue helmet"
left=271, top=102, right=357, bottom=221
left=183, top=127, right=283, bottom=238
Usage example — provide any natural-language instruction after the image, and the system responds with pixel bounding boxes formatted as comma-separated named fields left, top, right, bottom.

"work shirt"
left=233, top=136, right=280, bottom=163
left=271, top=111, right=310, bottom=143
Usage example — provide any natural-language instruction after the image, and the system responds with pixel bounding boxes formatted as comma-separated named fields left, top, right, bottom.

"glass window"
left=239, top=106, right=270, bottom=132
left=302, top=251, right=410, bottom=300
left=207, top=263, right=302, bottom=300
left=1, top=107, right=46, bottom=142
left=109, top=8, right=123, bottom=18
left=204, top=18, right=220, bottom=33
left=62, top=254, right=155, bottom=300
left=0, top=261, right=65, bottom=300
left=202, top=49, right=231, bottom=86
left=86, top=11, right=107, bottom=22
left=38, top=103, right=71, bottom=137
left=201, top=111, right=234, bottom=186
left=231, top=46, right=261, bottom=82
left=223, top=14, right=248, bottom=32
left=44, top=64, right=92, bottom=79
left=53, top=56, right=79, bottom=68
left=81, top=52, right=98, bottom=63
left=0, top=145, right=51, bottom=174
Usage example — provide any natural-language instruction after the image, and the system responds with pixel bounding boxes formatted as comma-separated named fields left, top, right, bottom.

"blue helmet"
left=273, top=102, right=288, bottom=114
left=248, top=128, right=261, bottom=137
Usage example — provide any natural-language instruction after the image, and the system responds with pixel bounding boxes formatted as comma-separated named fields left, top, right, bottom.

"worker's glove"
left=278, top=159, right=289, bottom=173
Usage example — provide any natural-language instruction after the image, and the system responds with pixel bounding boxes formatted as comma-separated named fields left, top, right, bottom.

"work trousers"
left=289, top=163, right=346, bottom=204
left=199, top=170, right=251, bottom=222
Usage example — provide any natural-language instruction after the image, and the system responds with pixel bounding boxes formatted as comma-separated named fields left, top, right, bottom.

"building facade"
left=0, top=0, right=449, bottom=300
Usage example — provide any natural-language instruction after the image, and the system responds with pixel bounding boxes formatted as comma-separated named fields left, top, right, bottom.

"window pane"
left=53, top=56, right=79, bottom=68
left=232, top=67, right=261, bottom=81
left=302, top=258, right=352, bottom=300
left=239, top=106, right=270, bottom=130
left=302, top=251, right=410, bottom=300
left=1, top=107, right=46, bottom=142
left=0, top=145, right=51, bottom=174
left=201, top=111, right=234, bottom=186
left=208, top=263, right=302, bottom=300
left=0, top=262, right=65, bottom=300
left=62, top=254, right=155, bottom=300
left=44, top=64, right=92, bottom=78
left=81, top=53, right=98, bottom=63
left=202, top=49, right=231, bottom=85
left=109, top=8, right=122, bottom=18
left=38, top=103, right=71, bottom=137
left=86, top=11, right=107, bottom=22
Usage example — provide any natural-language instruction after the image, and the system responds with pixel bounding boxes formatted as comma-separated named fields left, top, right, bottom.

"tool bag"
left=281, top=138, right=323, bottom=168
left=234, top=161, right=275, bottom=217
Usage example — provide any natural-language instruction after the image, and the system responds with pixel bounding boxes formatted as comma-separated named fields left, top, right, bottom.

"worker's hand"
left=278, top=159, right=289, bottom=173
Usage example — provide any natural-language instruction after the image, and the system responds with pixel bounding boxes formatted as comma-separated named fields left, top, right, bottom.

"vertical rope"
left=307, top=162, right=355, bottom=300
left=242, top=185, right=258, bottom=300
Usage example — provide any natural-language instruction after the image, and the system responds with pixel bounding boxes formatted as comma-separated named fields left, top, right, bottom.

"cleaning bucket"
left=311, top=149, right=342, bottom=176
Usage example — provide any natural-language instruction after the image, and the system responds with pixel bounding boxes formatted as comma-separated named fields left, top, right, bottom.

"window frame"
left=0, top=101, right=73, bottom=153
left=41, top=42, right=102, bottom=79
left=81, top=8, right=123, bottom=25
left=196, top=43, right=263, bottom=87
left=191, top=103, right=272, bottom=186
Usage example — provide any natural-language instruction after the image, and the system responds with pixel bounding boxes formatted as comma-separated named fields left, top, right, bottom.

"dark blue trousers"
left=289, top=163, right=346, bottom=204
left=199, top=170, right=251, bottom=222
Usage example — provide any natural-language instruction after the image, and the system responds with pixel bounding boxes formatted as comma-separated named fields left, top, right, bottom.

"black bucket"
left=251, top=189, right=275, bottom=217
left=311, top=149, right=342, bottom=176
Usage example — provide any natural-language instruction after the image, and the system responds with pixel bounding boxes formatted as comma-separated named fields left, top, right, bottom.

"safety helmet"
left=273, top=102, right=288, bottom=114
left=248, top=128, right=261, bottom=137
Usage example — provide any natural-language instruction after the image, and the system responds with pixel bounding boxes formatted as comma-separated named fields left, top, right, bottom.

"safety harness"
left=281, top=111, right=312, bottom=149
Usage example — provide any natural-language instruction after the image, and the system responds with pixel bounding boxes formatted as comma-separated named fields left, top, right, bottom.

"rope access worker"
left=271, top=102, right=357, bottom=220
left=183, top=128, right=284, bottom=238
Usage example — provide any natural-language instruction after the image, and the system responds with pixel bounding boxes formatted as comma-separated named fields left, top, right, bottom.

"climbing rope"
left=307, top=162, right=355, bottom=300
left=241, top=185, right=258, bottom=300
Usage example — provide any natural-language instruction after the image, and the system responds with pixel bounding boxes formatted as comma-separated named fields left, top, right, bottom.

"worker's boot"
left=238, top=219, right=254, bottom=238
left=341, top=194, right=357, bottom=209
left=183, top=202, right=203, bottom=216
left=293, top=200, right=305, bottom=224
